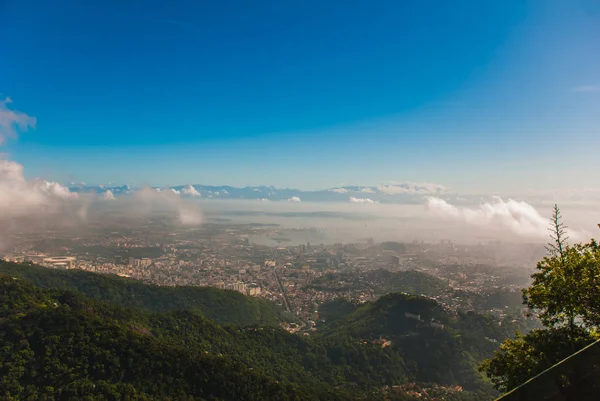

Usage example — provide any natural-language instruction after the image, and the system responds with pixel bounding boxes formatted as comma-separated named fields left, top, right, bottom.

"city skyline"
left=1, top=1, right=599, bottom=193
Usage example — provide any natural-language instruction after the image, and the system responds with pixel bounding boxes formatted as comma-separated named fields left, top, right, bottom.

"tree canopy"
left=481, top=207, right=600, bottom=393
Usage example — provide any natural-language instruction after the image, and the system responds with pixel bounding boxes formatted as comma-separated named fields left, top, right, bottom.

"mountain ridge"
left=68, top=183, right=450, bottom=204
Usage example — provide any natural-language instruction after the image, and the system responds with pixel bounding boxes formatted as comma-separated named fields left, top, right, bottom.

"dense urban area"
left=2, top=210, right=544, bottom=334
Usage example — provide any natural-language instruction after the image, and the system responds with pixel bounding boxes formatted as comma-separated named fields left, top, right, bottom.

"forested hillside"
left=0, top=263, right=528, bottom=400
left=316, top=293, right=515, bottom=398
left=0, top=275, right=349, bottom=400
left=0, top=262, right=285, bottom=326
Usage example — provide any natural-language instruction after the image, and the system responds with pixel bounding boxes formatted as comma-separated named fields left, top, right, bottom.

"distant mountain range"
left=68, top=182, right=452, bottom=204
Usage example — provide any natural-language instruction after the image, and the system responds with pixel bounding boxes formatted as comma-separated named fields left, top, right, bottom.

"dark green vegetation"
left=494, top=337, right=600, bottom=401
left=310, top=269, right=450, bottom=297
left=0, top=276, right=345, bottom=400
left=0, top=262, right=283, bottom=326
left=481, top=207, right=600, bottom=398
left=368, top=270, right=449, bottom=297
left=317, top=294, right=536, bottom=400
left=0, top=262, right=517, bottom=400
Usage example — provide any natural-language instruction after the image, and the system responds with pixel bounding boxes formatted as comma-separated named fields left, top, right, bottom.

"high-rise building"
left=233, top=282, right=246, bottom=294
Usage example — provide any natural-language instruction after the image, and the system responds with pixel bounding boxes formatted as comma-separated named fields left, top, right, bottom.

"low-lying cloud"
left=425, top=196, right=590, bottom=241
left=0, top=159, right=79, bottom=220
left=103, top=190, right=116, bottom=200
left=288, top=196, right=302, bottom=202
left=349, top=197, right=376, bottom=204
left=132, top=187, right=203, bottom=225
left=181, top=185, right=201, bottom=197
left=0, top=96, right=203, bottom=248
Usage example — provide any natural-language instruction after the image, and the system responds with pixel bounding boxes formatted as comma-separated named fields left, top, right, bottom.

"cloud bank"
left=349, top=197, right=376, bottom=204
left=425, top=196, right=590, bottom=241
left=288, top=196, right=302, bottom=202
left=0, top=160, right=79, bottom=220
left=0, top=96, right=203, bottom=246
left=181, top=184, right=201, bottom=197
left=132, top=187, right=202, bottom=225
left=0, top=99, right=79, bottom=225
left=102, top=190, right=116, bottom=200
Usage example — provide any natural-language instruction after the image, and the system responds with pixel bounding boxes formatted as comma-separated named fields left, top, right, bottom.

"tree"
left=545, top=204, right=569, bottom=260
left=523, top=240, right=600, bottom=331
left=523, top=205, right=594, bottom=333
left=481, top=210, right=600, bottom=392
left=479, top=326, right=595, bottom=392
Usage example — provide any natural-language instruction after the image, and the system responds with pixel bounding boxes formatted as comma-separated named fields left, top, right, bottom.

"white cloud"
left=170, top=188, right=181, bottom=195
left=259, top=198, right=270, bottom=202
left=253, top=188, right=261, bottom=192
left=102, top=190, right=116, bottom=200
left=0, top=98, right=82, bottom=237
left=573, top=84, right=600, bottom=92
left=0, top=97, right=36, bottom=145
left=134, top=187, right=202, bottom=225
left=378, top=182, right=447, bottom=195
left=181, top=185, right=201, bottom=197
left=359, top=187, right=375, bottom=193
left=349, top=196, right=376, bottom=204
left=330, top=188, right=348, bottom=193
left=424, top=196, right=589, bottom=240
left=288, top=196, right=301, bottom=202
left=0, top=159, right=79, bottom=220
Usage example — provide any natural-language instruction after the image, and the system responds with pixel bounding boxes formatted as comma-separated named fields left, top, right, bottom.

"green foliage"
left=310, top=269, right=450, bottom=298
left=0, top=276, right=353, bottom=400
left=0, top=266, right=509, bottom=400
left=480, top=212, right=600, bottom=395
left=479, top=327, right=597, bottom=392
left=373, top=270, right=449, bottom=297
left=0, top=262, right=284, bottom=326
left=317, top=293, right=508, bottom=398
left=523, top=240, right=600, bottom=329
left=318, top=298, right=358, bottom=325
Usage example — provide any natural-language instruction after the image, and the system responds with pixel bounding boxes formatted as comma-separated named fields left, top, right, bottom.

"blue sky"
left=1, top=0, right=599, bottom=192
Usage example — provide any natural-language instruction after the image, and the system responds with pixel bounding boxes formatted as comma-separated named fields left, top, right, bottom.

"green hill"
left=316, top=293, right=527, bottom=398
left=309, top=269, right=450, bottom=298
left=0, top=262, right=284, bottom=326
left=0, top=264, right=519, bottom=400
left=0, top=275, right=353, bottom=400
